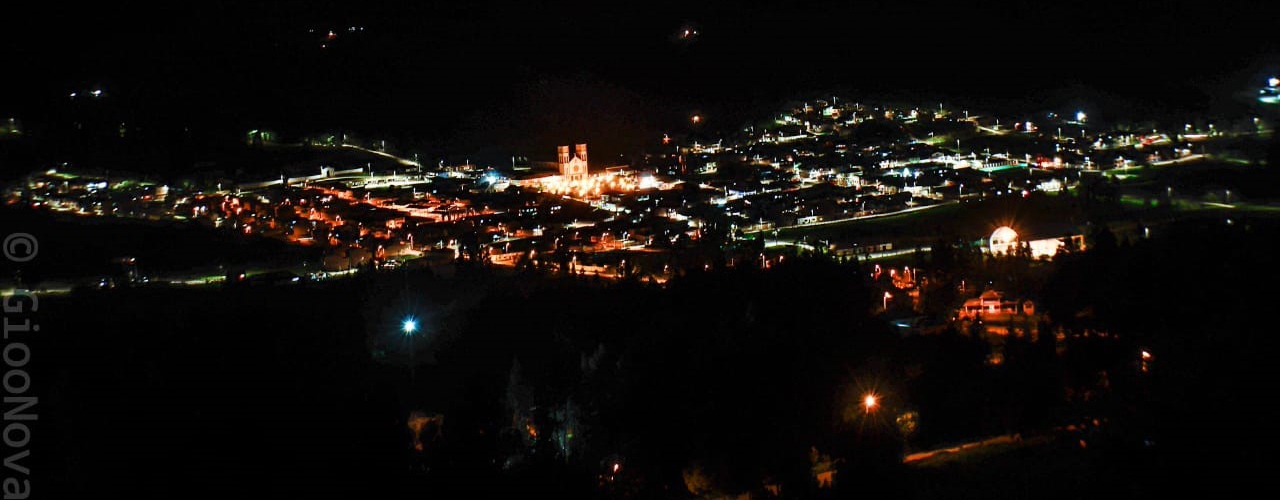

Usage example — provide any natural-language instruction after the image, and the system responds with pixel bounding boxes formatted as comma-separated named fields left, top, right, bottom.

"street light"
left=403, top=316, right=419, bottom=383
left=863, top=393, right=879, bottom=412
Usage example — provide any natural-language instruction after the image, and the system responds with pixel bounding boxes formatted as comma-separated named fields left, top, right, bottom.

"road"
left=748, top=201, right=959, bottom=234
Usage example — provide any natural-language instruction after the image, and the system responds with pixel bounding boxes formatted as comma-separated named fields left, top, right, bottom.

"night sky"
left=4, top=0, right=1279, bottom=164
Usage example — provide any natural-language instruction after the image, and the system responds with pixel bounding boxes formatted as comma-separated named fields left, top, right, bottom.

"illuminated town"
left=10, top=92, right=1274, bottom=285
left=2, top=2, right=1278, bottom=498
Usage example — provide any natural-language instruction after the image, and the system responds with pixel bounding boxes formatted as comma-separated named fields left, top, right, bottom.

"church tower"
left=558, top=143, right=589, bottom=179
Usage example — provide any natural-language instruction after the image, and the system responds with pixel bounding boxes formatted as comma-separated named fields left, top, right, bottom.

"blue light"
left=402, top=318, right=418, bottom=335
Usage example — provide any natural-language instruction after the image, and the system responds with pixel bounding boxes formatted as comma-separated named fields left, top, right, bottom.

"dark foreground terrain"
left=9, top=215, right=1278, bottom=498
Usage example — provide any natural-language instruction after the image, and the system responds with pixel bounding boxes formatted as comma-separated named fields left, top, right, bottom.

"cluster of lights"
left=1261, top=77, right=1280, bottom=104
left=533, top=173, right=657, bottom=198
left=68, top=89, right=104, bottom=99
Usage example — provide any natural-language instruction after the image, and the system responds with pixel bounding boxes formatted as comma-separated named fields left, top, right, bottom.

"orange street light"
left=863, top=393, right=879, bottom=412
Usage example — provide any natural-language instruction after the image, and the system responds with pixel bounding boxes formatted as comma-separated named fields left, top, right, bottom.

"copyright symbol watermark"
left=3, top=233, right=37, bottom=262
left=3, top=232, right=39, bottom=498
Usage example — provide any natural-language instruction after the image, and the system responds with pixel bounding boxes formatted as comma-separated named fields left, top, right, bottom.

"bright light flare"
left=863, top=393, right=879, bottom=412
left=989, top=226, right=1018, bottom=254
left=402, top=318, right=418, bottom=335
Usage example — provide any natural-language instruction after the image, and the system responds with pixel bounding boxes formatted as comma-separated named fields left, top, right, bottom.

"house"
left=957, top=290, right=1034, bottom=320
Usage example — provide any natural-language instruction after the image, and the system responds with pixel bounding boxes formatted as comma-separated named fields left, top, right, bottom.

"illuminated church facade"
left=558, top=144, right=589, bottom=180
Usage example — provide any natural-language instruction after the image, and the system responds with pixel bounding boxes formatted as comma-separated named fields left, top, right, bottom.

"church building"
left=558, top=144, right=589, bottom=179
